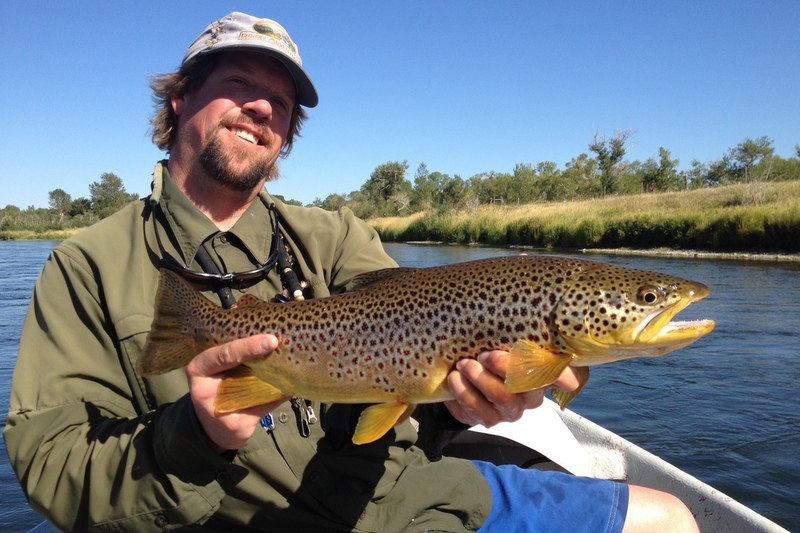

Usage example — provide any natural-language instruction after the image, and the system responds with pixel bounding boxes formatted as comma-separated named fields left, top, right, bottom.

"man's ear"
left=171, top=94, right=186, bottom=116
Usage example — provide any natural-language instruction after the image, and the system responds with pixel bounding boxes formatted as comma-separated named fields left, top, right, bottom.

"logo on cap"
left=237, top=20, right=300, bottom=64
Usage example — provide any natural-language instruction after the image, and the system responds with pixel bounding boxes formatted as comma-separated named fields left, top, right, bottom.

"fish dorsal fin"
left=351, top=267, right=416, bottom=290
left=235, top=294, right=264, bottom=309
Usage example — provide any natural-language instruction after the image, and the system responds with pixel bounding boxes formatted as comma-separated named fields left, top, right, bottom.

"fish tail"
left=137, top=269, right=220, bottom=376
left=505, top=339, right=574, bottom=394
left=550, top=366, right=590, bottom=409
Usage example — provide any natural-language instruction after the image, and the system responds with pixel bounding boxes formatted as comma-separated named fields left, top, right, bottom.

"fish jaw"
left=555, top=264, right=715, bottom=365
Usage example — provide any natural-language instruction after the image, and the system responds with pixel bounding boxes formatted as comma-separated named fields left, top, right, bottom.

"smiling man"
left=5, top=12, right=698, bottom=532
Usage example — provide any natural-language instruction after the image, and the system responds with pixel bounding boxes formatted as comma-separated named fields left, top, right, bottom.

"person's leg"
left=473, top=461, right=628, bottom=532
left=622, top=485, right=699, bottom=533
left=472, top=461, right=698, bottom=533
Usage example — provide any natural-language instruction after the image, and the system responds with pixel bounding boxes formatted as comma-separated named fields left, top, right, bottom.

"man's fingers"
left=552, top=365, right=581, bottom=392
left=187, top=334, right=278, bottom=377
left=475, top=350, right=509, bottom=378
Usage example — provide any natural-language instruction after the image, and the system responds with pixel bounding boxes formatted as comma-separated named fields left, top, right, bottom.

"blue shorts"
left=472, top=460, right=629, bottom=533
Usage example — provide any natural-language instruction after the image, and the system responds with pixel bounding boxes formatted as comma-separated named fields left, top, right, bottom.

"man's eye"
left=272, top=98, right=289, bottom=112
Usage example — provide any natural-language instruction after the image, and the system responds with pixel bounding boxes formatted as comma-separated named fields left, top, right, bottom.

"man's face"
left=171, top=52, right=296, bottom=191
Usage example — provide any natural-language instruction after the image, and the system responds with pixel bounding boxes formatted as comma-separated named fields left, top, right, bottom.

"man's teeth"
left=232, top=128, right=259, bottom=145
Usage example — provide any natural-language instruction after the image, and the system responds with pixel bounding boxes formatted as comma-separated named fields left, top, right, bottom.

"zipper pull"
left=305, top=402, right=318, bottom=425
left=292, top=398, right=311, bottom=438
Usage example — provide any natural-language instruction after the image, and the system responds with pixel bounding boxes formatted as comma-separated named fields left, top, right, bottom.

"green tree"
left=411, top=163, right=435, bottom=210
left=727, top=136, right=775, bottom=183
left=535, top=161, right=570, bottom=201
left=641, top=147, right=681, bottom=192
left=360, top=161, right=412, bottom=215
left=48, top=188, right=72, bottom=223
left=312, top=193, right=348, bottom=211
left=439, top=174, right=472, bottom=211
left=508, top=163, right=538, bottom=204
left=563, top=153, right=600, bottom=198
left=589, top=129, right=633, bottom=196
left=68, top=197, right=92, bottom=217
left=89, top=172, right=138, bottom=219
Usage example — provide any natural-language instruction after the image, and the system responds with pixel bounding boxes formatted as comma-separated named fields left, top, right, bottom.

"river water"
left=1, top=241, right=798, bottom=531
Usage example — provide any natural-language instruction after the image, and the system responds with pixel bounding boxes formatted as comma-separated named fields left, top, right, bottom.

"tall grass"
left=370, top=181, right=800, bottom=253
left=0, top=228, right=84, bottom=241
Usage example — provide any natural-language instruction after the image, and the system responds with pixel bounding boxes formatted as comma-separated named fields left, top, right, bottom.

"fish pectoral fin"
left=352, top=402, right=413, bottom=445
left=505, top=339, right=574, bottom=394
left=550, top=366, right=590, bottom=410
left=215, top=366, right=287, bottom=413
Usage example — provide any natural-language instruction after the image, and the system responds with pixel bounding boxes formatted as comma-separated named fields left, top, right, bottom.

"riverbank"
left=4, top=181, right=799, bottom=257
left=370, top=181, right=800, bottom=255
left=0, top=228, right=83, bottom=241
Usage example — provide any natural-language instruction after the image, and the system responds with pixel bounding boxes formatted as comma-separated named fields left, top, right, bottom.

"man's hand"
left=186, top=334, right=289, bottom=453
left=445, top=350, right=580, bottom=427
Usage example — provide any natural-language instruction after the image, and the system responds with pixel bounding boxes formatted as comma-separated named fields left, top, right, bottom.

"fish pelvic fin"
left=550, top=366, right=590, bottom=409
left=138, top=269, right=221, bottom=376
left=505, top=339, right=574, bottom=394
left=352, top=402, right=415, bottom=445
left=215, top=366, right=288, bottom=413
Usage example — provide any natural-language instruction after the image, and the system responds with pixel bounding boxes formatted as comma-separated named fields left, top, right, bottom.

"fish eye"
left=637, top=286, right=661, bottom=305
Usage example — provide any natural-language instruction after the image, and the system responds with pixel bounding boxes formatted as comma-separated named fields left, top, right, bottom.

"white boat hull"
left=451, top=399, right=789, bottom=533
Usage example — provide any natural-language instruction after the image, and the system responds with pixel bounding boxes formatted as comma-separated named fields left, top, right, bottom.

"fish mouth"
left=635, top=283, right=712, bottom=343
left=562, top=282, right=715, bottom=363
left=620, top=285, right=715, bottom=357
left=641, top=317, right=716, bottom=352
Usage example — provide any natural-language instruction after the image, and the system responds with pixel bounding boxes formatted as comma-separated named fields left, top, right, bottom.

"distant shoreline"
left=399, top=241, right=800, bottom=263
left=4, top=232, right=798, bottom=263
left=577, top=247, right=800, bottom=263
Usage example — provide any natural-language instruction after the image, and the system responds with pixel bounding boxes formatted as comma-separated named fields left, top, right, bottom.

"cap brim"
left=194, top=46, right=318, bottom=108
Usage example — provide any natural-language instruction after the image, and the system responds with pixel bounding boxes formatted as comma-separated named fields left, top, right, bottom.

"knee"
left=623, top=485, right=699, bottom=533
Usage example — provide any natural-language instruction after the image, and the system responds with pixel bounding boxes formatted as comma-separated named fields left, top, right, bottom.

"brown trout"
left=138, top=255, right=715, bottom=444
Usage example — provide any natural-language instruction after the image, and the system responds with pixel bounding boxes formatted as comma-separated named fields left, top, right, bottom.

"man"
left=5, top=12, right=698, bottom=532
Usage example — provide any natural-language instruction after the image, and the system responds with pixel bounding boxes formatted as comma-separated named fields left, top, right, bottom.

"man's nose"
left=242, top=98, right=272, bottom=122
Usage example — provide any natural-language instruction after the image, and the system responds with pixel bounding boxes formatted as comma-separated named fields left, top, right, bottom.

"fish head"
left=554, top=262, right=715, bottom=364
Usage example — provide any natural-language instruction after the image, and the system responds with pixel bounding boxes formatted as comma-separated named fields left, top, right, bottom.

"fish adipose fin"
left=550, top=366, right=590, bottom=409
left=352, top=402, right=415, bottom=445
left=505, top=339, right=574, bottom=394
left=216, top=366, right=287, bottom=413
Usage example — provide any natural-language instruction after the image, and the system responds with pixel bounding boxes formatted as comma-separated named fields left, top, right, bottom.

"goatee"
left=198, top=134, right=280, bottom=191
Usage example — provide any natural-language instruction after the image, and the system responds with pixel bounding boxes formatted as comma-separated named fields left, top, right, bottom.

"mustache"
left=223, top=114, right=274, bottom=146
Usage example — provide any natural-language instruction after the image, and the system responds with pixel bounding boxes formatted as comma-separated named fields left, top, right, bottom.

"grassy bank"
left=370, top=181, right=800, bottom=254
left=0, top=228, right=84, bottom=241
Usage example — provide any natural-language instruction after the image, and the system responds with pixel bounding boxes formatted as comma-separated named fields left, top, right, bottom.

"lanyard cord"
left=194, top=245, right=238, bottom=309
left=190, top=210, right=305, bottom=308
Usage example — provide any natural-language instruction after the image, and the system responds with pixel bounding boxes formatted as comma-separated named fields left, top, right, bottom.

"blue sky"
left=1, top=1, right=798, bottom=208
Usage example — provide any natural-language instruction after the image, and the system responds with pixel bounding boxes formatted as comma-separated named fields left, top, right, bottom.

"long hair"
left=149, top=55, right=308, bottom=157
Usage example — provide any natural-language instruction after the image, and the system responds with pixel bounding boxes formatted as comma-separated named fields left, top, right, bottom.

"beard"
left=198, top=131, right=281, bottom=192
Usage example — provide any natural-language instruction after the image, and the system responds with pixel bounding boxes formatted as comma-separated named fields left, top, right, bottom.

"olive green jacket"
left=4, top=163, right=491, bottom=532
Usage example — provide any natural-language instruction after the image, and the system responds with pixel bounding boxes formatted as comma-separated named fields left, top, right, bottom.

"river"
left=1, top=240, right=797, bottom=531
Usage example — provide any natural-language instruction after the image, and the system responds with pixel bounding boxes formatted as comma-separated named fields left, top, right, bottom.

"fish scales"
left=139, top=255, right=714, bottom=444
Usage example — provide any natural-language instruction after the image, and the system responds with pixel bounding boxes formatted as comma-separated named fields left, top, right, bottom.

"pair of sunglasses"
left=150, top=202, right=280, bottom=286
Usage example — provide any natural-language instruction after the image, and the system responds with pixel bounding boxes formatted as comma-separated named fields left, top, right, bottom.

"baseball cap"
left=183, top=12, right=318, bottom=108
